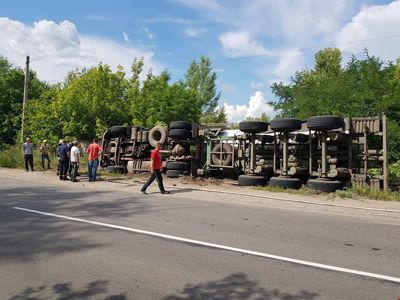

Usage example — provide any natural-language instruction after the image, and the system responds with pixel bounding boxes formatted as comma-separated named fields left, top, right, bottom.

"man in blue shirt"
left=58, top=139, right=70, bottom=180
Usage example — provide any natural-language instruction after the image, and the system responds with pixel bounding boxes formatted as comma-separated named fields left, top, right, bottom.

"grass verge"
left=256, top=185, right=400, bottom=201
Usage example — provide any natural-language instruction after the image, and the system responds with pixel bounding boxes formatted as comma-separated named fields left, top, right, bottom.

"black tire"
left=269, top=177, right=303, bottom=189
left=307, top=116, right=344, bottom=131
left=105, top=166, right=126, bottom=174
left=166, top=169, right=184, bottom=178
left=149, top=126, right=168, bottom=148
left=239, top=121, right=269, bottom=133
left=270, top=118, right=302, bottom=132
left=169, top=128, right=192, bottom=140
left=166, top=161, right=191, bottom=171
left=109, top=126, right=127, bottom=137
left=169, top=121, right=192, bottom=130
left=211, top=143, right=233, bottom=166
left=238, top=174, right=268, bottom=186
left=307, top=179, right=345, bottom=193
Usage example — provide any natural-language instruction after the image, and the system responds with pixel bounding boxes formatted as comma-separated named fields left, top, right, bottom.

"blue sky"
left=1, top=0, right=399, bottom=122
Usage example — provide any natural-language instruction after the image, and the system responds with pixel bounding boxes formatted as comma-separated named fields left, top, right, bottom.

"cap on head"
left=43, top=140, right=47, bottom=143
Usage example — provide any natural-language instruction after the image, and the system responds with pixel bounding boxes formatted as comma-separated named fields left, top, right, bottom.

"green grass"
left=256, top=184, right=400, bottom=201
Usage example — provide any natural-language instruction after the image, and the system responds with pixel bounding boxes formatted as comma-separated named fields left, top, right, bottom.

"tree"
left=184, top=56, right=227, bottom=123
left=0, top=57, right=48, bottom=147
left=270, top=48, right=400, bottom=161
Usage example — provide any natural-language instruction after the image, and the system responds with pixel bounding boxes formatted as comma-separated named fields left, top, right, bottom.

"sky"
left=1, top=0, right=400, bottom=122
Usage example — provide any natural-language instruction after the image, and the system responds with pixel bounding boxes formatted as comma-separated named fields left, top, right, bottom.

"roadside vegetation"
left=256, top=185, right=400, bottom=202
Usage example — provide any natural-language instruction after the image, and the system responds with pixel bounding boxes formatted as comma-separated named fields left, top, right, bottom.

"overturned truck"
left=100, top=115, right=389, bottom=192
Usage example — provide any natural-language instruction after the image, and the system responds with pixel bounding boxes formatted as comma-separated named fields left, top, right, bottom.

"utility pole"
left=21, top=56, right=30, bottom=142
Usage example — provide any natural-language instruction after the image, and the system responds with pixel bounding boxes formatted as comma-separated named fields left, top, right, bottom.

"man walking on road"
left=22, top=138, right=34, bottom=172
left=86, top=138, right=102, bottom=182
left=140, top=142, right=169, bottom=194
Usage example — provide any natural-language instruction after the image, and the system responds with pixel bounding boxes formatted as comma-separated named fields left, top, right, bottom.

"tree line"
left=1, top=48, right=400, bottom=162
left=0, top=55, right=226, bottom=149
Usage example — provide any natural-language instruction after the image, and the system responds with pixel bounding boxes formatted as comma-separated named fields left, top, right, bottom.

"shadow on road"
left=0, top=186, right=151, bottom=263
left=163, top=273, right=319, bottom=300
left=8, top=280, right=127, bottom=300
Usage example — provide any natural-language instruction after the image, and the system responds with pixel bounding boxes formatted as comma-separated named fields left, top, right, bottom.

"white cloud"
left=336, top=1, right=400, bottom=60
left=122, top=32, right=130, bottom=42
left=170, top=0, right=222, bottom=12
left=219, top=31, right=270, bottom=58
left=183, top=27, right=207, bottom=38
left=250, top=81, right=265, bottom=89
left=223, top=91, right=275, bottom=123
left=272, top=48, right=305, bottom=82
left=142, top=26, right=157, bottom=40
left=0, top=18, right=161, bottom=83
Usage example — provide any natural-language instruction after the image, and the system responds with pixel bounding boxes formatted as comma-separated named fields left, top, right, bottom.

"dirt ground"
left=1, top=167, right=400, bottom=225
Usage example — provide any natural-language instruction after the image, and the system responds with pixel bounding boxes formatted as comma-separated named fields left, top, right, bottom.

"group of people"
left=22, top=137, right=102, bottom=183
left=22, top=137, right=169, bottom=193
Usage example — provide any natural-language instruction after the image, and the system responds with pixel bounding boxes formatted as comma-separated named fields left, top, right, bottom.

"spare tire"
left=307, top=179, right=345, bottom=193
left=166, top=161, right=191, bottom=172
left=270, top=118, right=302, bottom=132
left=211, top=143, right=233, bottom=166
left=307, top=116, right=344, bottom=131
left=149, top=126, right=168, bottom=148
left=239, top=121, right=269, bottom=133
left=166, top=169, right=184, bottom=178
left=169, top=128, right=192, bottom=140
left=169, top=121, right=192, bottom=130
left=269, top=177, right=303, bottom=189
left=238, top=174, right=268, bottom=186
left=109, top=126, right=127, bottom=137
left=105, top=166, right=126, bottom=174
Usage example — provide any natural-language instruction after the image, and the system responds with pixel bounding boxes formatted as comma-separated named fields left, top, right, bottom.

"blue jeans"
left=88, top=159, right=99, bottom=181
left=71, top=162, right=79, bottom=181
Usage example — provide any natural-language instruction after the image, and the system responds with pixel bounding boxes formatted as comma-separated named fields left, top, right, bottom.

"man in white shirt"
left=70, top=141, right=81, bottom=182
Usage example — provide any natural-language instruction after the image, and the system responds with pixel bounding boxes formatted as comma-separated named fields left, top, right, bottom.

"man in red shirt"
left=141, top=142, right=170, bottom=194
left=86, top=138, right=102, bottom=182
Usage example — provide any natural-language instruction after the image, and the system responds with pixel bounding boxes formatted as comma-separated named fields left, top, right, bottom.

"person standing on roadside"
left=140, top=142, right=170, bottom=194
left=58, top=139, right=70, bottom=180
left=86, top=138, right=102, bottom=182
left=40, top=140, right=51, bottom=170
left=70, top=141, right=81, bottom=182
left=22, top=137, right=34, bottom=172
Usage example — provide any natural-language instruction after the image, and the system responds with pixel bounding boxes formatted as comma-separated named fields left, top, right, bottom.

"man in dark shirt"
left=140, top=142, right=169, bottom=194
left=58, top=139, right=70, bottom=180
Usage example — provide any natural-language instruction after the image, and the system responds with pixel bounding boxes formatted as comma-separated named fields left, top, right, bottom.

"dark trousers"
left=59, top=160, right=69, bottom=179
left=41, top=154, right=51, bottom=169
left=141, top=170, right=165, bottom=192
left=24, top=154, right=34, bottom=171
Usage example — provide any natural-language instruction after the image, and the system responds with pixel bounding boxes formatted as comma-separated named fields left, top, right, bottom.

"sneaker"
left=161, top=191, right=170, bottom=194
left=72, top=179, right=79, bottom=182
left=140, top=190, right=147, bottom=194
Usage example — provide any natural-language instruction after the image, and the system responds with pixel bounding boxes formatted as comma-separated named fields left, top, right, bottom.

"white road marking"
left=14, top=206, right=400, bottom=284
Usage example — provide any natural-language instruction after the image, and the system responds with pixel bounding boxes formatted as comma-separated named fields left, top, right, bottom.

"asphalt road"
left=0, top=177, right=399, bottom=299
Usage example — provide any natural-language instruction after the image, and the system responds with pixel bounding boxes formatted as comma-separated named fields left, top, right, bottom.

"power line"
left=210, top=33, right=400, bottom=64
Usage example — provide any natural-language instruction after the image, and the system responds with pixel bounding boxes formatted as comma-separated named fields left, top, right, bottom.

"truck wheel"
left=239, top=121, right=269, bottom=133
left=238, top=174, right=268, bottom=186
left=149, top=126, right=168, bottom=148
left=105, top=166, right=126, bottom=174
left=166, top=161, right=191, bottom=171
left=269, top=177, right=303, bottom=189
left=166, top=169, right=184, bottom=178
left=169, top=128, right=192, bottom=140
left=307, top=179, right=344, bottom=193
left=109, top=126, right=127, bottom=137
left=307, top=116, right=344, bottom=131
left=270, top=118, right=302, bottom=132
left=211, top=143, right=233, bottom=166
left=169, top=121, right=192, bottom=130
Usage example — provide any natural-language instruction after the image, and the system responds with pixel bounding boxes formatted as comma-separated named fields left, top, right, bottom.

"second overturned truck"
left=100, top=115, right=389, bottom=193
